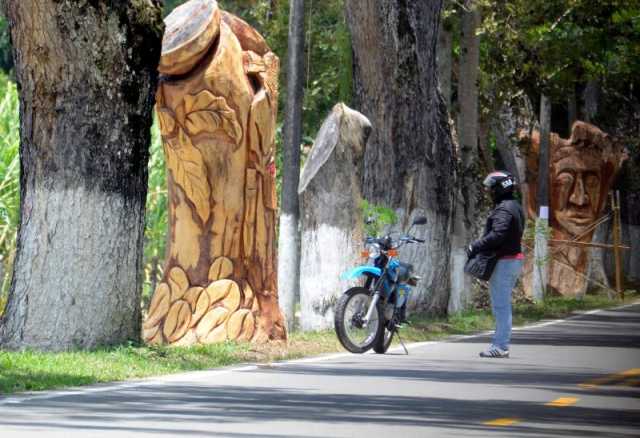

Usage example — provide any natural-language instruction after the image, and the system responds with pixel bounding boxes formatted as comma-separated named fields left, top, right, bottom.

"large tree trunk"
left=298, top=104, right=371, bottom=330
left=0, top=1, right=164, bottom=351
left=492, top=94, right=537, bottom=209
left=582, top=80, right=600, bottom=123
left=436, top=4, right=453, bottom=111
left=144, top=2, right=286, bottom=346
left=345, top=0, right=455, bottom=315
left=278, top=0, right=305, bottom=332
left=531, top=94, right=552, bottom=300
left=449, top=0, right=480, bottom=313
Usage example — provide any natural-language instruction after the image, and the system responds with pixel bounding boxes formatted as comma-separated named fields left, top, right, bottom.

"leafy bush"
left=0, top=73, right=19, bottom=314
left=361, top=200, right=398, bottom=237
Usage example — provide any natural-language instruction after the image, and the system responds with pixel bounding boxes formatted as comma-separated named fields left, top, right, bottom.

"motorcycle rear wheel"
left=334, top=287, right=383, bottom=354
left=373, top=325, right=395, bottom=354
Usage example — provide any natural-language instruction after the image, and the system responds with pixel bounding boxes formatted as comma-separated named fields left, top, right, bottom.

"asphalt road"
left=1, top=302, right=639, bottom=438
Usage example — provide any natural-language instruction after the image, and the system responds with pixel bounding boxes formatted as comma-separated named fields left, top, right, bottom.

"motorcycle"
left=334, top=216, right=427, bottom=354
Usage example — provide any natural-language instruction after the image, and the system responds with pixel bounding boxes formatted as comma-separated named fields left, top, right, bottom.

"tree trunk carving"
left=298, top=103, right=371, bottom=330
left=143, top=0, right=285, bottom=346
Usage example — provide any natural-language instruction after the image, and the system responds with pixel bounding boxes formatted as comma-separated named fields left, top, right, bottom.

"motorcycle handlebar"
left=365, top=235, right=425, bottom=249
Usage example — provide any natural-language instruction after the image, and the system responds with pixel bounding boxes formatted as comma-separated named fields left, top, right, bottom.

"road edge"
left=2, top=299, right=638, bottom=405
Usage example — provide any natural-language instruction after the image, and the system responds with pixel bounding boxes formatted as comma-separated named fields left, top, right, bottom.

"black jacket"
left=472, top=198, right=524, bottom=258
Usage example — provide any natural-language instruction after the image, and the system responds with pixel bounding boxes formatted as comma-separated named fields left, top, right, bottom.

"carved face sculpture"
left=523, top=121, right=626, bottom=297
left=551, top=146, right=604, bottom=237
left=527, top=121, right=626, bottom=239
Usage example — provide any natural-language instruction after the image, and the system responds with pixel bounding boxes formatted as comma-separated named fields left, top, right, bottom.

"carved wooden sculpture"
left=298, top=104, right=371, bottom=330
left=524, top=121, right=626, bottom=296
left=143, top=0, right=286, bottom=345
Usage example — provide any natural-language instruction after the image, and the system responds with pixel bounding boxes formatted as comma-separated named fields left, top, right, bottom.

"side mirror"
left=412, top=216, right=427, bottom=226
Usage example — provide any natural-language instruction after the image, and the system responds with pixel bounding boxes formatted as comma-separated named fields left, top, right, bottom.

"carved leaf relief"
left=263, top=52, right=279, bottom=101
left=164, top=128, right=211, bottom=224
left=183, top=90, right=242, bottom=143
left=157, top=109, right=176, bottom=137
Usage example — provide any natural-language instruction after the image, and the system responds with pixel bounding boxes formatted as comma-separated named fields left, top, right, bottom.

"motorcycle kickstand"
left=396, top=329, right=409, bottom=355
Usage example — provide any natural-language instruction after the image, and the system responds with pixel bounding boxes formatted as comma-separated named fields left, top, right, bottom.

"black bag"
left=464, top=252, right=498, bottom=281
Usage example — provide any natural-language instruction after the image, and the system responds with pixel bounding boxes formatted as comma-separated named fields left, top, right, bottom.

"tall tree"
left=0, top=1, right=164, bottom=350
left=450, top=0, right=481, bottom=313
left=532, top=94, right=551, bottom=301
left=278, top=0, right=305, bottom=329
left=345, top=0, right=456, bottom=314
left=436, top=2, right=453, bottom=111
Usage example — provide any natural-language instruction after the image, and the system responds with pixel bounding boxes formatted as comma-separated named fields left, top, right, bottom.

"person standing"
left=467, top=171, right=525, bottom=358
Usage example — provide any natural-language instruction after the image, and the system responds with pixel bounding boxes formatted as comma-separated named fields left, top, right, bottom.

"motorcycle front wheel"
left=334, top=287, right=383, bottom=354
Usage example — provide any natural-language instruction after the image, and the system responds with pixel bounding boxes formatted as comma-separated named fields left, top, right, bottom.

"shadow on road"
left=1, top=381, right=638, bottom=437
left=1, top=305, right=637, bottom=437
left=462, top=308, right=640, bottom=348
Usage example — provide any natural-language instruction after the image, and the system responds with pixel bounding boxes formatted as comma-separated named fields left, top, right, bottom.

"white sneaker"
left=479, top=346, right=509, bottom=358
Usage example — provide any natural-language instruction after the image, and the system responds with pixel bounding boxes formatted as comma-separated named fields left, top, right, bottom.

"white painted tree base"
left=277, top=213, right=300, bottom=331
left=299, top=226, right=361, bottom=330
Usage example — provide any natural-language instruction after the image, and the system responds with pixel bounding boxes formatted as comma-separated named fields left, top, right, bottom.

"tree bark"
left=345, top=0, right=455, bottom=315
left=449, top=0, right=480, bottom=313
left=277, top=0, right=305, bottom=331
left=458, top=0, right=481, bottom=194
left=437, top=6, right=453, bottom=111
left=567, top=88, right=577, bottom=133
left=492, top=94, right=537, bottom=208
left=0, top=1, right=164, bottom=350
left=298, top=104, right=371, bottom=330
left=532, top=94, right=551, bottom=301
left=582, top=80, right=600, bottom=123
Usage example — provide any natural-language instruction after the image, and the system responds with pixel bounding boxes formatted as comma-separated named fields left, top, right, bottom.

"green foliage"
left=361, top=200, right=398, bottom=237
left=142, top=119, right=168, bottom=302
left=0, top=73, right=19, bottom=315
left=0, top=342, right=246, bottom=394
left=480, top=0, right=640, bottom=103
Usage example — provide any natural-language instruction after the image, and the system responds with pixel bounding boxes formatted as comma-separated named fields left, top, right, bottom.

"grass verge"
left=1, top=291, right=637, bottom=395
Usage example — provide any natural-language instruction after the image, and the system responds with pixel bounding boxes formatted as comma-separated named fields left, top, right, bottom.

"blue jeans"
left=489, top=258, right=523, bottom=350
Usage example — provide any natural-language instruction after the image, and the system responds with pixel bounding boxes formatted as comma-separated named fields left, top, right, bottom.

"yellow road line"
left=621, top=368, right=640, bottom=378
left=545, top=397, right=578, bottom=407
left=483, top=418, right=520, bottom=426
left=579, top=368, right=640, bottom=389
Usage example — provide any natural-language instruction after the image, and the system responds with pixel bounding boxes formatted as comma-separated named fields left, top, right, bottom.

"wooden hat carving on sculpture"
left=144, top=0, right=285, bottom=346
left=158, top=0, right=221, bottom=75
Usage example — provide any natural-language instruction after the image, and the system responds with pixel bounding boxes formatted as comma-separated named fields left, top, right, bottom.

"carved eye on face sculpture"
left=554, top=171, right=574, bottom=209
left=583, top=172, right=600, bottom=208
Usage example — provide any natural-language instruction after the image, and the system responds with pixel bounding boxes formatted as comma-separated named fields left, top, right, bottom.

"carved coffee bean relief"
left=163, top=300, right=192, bottom=342
left=183, top=286, right=203, bottom=309
left=168, top=266, right=190, bottom=302
left=143, top=283, right=170, bottom=331
left=190, top=289, right=210, bottom=328
left=208, top=257, right=234, bottom=281
left=196, top=306, right=230, bottom=340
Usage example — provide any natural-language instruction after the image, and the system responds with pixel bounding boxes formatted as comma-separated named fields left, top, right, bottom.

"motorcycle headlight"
left=366, top=243, right=381, bottom=260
